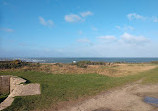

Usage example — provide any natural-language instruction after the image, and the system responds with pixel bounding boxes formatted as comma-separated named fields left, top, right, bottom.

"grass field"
left=0, top=63, right=158, bottom=111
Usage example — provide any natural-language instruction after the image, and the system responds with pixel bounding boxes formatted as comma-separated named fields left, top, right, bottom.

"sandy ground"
left=58, top=80, right=158, bottom=111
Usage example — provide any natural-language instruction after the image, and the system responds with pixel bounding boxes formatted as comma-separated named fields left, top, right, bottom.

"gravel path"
left=60, top=81, right=158, bottom=111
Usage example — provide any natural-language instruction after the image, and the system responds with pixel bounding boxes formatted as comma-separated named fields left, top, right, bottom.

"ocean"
left=0, top=57, right=158, bottom=63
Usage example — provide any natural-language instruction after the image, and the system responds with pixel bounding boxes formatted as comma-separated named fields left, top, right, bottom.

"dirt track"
left=59, top=80, right=158, bottom=111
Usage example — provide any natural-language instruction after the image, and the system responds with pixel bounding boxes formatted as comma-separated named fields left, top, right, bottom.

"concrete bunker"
left=0, top=76, right=10, bottom=95
left=0, top=75, right=41, bottom=110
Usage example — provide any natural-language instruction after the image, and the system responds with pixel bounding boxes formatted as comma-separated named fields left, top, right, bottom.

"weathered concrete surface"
left=0, top=76, right=10, bottom=94
left=0, top=96, right=14, bottom=110
left=10, top=83, right=41, bottom=97
left=10, top=76, right=26, bottom=93
left=0, top=76, right=41, bottom=111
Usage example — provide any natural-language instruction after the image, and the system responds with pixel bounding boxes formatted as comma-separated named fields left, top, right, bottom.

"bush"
left=0, top=60, right=35, bottom=69
left=151, top=61, right=158, bottom=64
left=75, top=61, right=107, bottom=68
left=54, top=63, right=63, bottom=67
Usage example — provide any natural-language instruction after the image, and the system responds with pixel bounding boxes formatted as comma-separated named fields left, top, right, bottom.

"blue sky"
left=0, top=0, right=158, bottom=57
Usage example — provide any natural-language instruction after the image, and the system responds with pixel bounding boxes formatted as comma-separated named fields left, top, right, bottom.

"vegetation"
left=150, top=61, right=158, bottom=64
left=0, top=60, right=158, bottom=110
left=1, top=66, right=158, bottom=111
left=73, top=61, right=112, bottom=68
left=0, top=94, right=8, bottom=103
left=54, top=63, right=63, bottom=67
left=0, top=60, right=35, bottom=69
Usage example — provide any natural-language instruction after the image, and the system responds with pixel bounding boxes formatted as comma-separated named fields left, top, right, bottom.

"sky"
left=0, top=0, right=158, bottom=57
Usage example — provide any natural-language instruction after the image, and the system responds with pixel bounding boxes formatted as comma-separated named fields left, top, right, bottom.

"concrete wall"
left=0, top=76, right=27, bottom=94
left=0, top=76, right=10, bottom=94
left=10, top=76, right=26, bottom=93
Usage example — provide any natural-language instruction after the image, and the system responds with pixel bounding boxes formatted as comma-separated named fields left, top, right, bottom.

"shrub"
left=75, top=61, right=108, bottom=68
left=151, top=61, right=158, bottom=64
left=54, top=63, right=63, bottom=67
left=0, top=60, right=36, bottom=69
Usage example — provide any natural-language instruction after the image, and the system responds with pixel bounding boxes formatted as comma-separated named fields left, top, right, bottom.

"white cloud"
left=127, top=13, right=158, bottom=23
left=39, top=17, right=47, bottom=25
left=97, top=35, right=116, bottom=43
left=98, top=35, right=116, bottom=40
left=77, top=38, right=90, bottom=43
left=116, top=26, right=134, bottom=31
left=120, top=32, right=149, bottom=45
left=97, top=33, right=150, bottom=46
left=65, top=11, right=93, bottom=23
left=64, top=14, right=82, bottom=23
left=39, top=16, right=54, bottom=27
left=80, top=11, right=93, bottom=17
left=0, top=28, right=14, bottom=32
left=152, top=16, right=158, bottom=23
left=127, top=13, right=145, bottom=20
left=91, top=26, right=98, bottom=31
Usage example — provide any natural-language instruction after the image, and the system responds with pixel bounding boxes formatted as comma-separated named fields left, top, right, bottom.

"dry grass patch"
left=110, top=63, right=157, bottom=76
left=35, top=63, right=158, bottom=77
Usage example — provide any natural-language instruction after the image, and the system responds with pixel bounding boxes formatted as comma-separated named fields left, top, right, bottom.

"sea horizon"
left=1, top=57, right=158, bottom=63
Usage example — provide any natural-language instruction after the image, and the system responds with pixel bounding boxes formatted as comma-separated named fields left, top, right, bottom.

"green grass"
left=1, top=67, right=158, bottom=111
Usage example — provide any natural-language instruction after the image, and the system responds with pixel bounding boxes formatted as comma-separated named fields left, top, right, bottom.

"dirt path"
left=59, top=81, right=158, bottom=111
